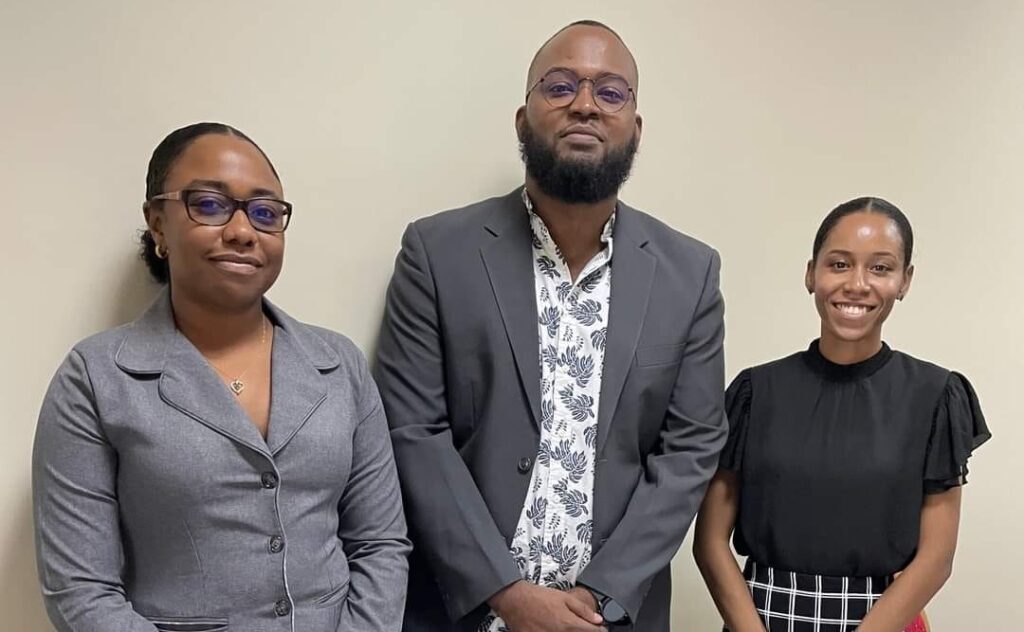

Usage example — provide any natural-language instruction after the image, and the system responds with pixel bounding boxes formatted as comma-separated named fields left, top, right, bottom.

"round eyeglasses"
left=149, top=189, right=293, bottom=233
left=526, top=69, right=636, bottom=114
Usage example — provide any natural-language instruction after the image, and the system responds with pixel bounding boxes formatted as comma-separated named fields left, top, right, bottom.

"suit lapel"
left=264, top=325, right=329, bottom=455
left=158, top=333, right=271, bottom=456
left=597, top=205, right=656, bottom=454
left=115, top=289, right=338, bottom=457
left=480, top=189, right=542, bottom=430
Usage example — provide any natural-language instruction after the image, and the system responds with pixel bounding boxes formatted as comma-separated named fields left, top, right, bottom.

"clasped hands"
left=488, top=580, right=608, bottom=632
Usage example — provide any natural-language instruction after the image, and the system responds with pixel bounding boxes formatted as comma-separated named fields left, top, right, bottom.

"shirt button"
left=260, top=472, right=278, bottom=489
left=268, top=535, right=284, bottom=554
left=274, top=599, right=291, bottom=617
left=517, top=457, right=533, bottom=474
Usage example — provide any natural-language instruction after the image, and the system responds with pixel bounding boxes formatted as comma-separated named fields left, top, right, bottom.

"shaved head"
left=526, top=20, right=639, bottom=93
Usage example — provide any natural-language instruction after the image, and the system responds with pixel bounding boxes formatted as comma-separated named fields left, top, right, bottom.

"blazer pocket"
left=313, top=577, right=351, bottom=609
left=144, top=616, right=229, bottom=632
left=635, top=342, right=686, bottom=368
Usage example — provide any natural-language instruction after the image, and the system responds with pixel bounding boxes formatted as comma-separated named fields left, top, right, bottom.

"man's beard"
left=519, top=121, right=638, bottom=204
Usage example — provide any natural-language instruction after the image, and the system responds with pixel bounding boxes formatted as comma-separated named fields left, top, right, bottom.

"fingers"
left=564, top=593, right=605, bottom=627
left=497, top=585, right=606, bottom=632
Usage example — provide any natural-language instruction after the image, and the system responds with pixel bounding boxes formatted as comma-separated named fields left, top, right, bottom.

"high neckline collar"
left=803, top=338, right=893, bottom=380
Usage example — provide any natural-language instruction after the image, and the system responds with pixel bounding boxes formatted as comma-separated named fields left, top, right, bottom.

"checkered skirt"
left=726, top=559, right=894, bottom=632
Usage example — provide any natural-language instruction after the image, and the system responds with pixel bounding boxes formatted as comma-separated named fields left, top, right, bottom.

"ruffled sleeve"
left=718, top=368, right=753, bottom=471
left=923, top=372, right=992, bottom=493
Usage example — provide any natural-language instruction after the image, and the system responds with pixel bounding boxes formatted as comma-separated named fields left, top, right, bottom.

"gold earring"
left=155, top=244, right=168, bottom=259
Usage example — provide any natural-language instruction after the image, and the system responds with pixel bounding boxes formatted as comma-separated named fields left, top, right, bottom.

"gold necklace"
left=210, top=316, right=268, bottom=396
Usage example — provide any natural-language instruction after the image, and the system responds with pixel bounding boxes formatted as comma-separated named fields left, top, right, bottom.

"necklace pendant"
left=229, top=379, right=245, bottom=396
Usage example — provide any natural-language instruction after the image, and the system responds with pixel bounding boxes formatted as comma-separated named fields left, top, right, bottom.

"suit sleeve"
left=335, top=348, right=412, bottom=631
left=32, top=350, right=159, bottom=632
left=374, top=222, right=521, bottom=622
left=577, top=249, right=728, bottom=623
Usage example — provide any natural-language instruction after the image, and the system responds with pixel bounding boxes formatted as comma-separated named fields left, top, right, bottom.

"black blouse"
left=720, top=340, right=991, bottom=577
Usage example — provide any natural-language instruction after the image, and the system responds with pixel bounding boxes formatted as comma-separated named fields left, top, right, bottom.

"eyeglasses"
left=149, top=189, right=293, bottom=233
left=526, top=69, right=636, bottom=114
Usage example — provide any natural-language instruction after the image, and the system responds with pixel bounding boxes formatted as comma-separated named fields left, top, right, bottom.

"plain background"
left=2, top=1, right=1020, bottom=629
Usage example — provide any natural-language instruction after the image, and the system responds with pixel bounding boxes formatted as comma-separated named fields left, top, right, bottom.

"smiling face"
left=805, top=211, right=914, bottom=358
left=144, top=133, right=285, bottom=313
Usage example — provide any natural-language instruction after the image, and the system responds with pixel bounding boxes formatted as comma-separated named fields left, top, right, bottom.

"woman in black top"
left=694, top=197, right=990, bottom=632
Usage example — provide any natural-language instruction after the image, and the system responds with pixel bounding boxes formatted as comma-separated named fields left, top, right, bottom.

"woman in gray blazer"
left=32, top=122, right=410, bottom=632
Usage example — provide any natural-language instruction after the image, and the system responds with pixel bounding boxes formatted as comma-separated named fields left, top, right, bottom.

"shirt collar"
left=522, top=188, right=616, bottom=266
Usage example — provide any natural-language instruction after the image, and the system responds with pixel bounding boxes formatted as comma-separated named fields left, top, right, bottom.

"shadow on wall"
left=363, top=297, right=388, bottom=375
left=6, top=252, right=160, bottom=630
left=2, top=489, right=48, bottom=630
left=111, top=237, right=165, bottom=327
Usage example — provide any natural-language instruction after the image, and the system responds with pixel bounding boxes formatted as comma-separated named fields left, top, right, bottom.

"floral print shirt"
left=481, top=191, right=614, bottom=631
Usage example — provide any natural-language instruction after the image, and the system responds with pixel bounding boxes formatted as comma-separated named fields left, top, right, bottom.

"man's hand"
left=488, top=581, right=605, bottom=631
left=566, top=586, right=599, bottom=613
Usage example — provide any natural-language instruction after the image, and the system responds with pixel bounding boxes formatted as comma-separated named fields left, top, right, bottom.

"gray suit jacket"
left=33, top=290, right=410, bottom=632
left=375, top=188, right=728, bottom=631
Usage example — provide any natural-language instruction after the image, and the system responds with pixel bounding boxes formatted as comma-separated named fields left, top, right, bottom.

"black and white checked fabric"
left=726, top=559, right=894, bottom=632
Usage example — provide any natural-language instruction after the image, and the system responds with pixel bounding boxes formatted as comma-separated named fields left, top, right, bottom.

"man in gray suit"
left=376, top=20, right=727, bottom=632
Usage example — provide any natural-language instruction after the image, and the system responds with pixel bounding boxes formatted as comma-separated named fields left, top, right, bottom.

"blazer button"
left=268, top=535, right=284, bottom=554
left=274, top=599, right=291, bottom=617
left=517, top=456, right=533, bottom=474
left=260, top=472, right=279, bottom=489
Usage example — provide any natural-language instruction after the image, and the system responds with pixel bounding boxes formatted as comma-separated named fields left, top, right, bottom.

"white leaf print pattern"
left=536, top=256, right=558, bottom=279
left=539, top=306, right=560, bottom=338
left=556, top=281, right=573, bottom=303
left=527, top=496, right=547, bottom=529
left=569, top=299, right=603, bottom=326
left=483, top=203, right=614, bottom=632
left=553, top=479, right=589, bottom=517
left=561, top=346, right=595, bottom=388
left=579, top=271, right=602, bottom=294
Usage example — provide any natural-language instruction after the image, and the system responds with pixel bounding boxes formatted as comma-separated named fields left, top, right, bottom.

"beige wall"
left=2, top=1, right=1021, bottom=628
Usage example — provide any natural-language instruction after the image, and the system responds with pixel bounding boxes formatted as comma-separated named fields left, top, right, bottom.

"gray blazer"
left=33, top=291, right=410, bottom=632
left=375, top=188, right=728, bottom=631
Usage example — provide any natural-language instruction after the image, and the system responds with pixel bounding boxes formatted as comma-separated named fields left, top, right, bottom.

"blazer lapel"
left=263, top=304, right=336, bottom=455
left=113, top=291, right=270, bottom=455
left=480, top=188, right=542, bottom=430
left=158, top=334, right=271, bottom=456
left=597, top=204, right=656, bottom=454
left=115, top=290, right=338, bottom=457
